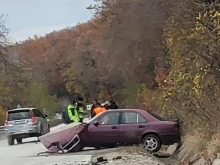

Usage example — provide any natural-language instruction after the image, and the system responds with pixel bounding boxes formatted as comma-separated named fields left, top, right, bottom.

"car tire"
left=142, top=134, right=161, bottom=153
left=16, top=138, right=22, bottom=144
left=7, top=136, right=14, bottom=146
left=38, top=125, right=43, bottom=136
left=69, top=142, right=83, bottom=152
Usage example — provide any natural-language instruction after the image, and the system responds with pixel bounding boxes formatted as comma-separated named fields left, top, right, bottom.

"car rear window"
left=8, top=110, right=31, bottom=121
left=148, top=111, right=166, bottom=121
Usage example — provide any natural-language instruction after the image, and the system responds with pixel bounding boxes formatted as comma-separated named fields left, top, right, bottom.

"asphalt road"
left=0, top=125, right=93, bottom=165
left=0, top=124, right=164, bottom=165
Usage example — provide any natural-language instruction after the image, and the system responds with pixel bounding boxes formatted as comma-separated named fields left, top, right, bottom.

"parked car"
left=79, top=109, right=181, bottom=152
left=4, top=108, right=50, bottom=146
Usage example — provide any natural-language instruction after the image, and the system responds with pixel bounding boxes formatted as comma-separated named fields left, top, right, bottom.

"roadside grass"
left=184, top=133, right=208, bottom=153
left=206, top=133, right=220, bottom=157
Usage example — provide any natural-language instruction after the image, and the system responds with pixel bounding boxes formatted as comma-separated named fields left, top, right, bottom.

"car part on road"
left=142, top=134, right=161, bottom=153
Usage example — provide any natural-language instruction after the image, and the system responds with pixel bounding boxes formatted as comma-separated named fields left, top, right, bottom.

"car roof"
left=8, top=108, right=36, bottom=112
left=106, top=109, right=147, bottom=112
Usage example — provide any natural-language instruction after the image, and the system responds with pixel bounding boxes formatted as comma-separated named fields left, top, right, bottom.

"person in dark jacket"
left=109, top=100, right=118, bottom=109
left=91, top=99, right=101, bottom=118
left=104, top=101, right=111, bottom=110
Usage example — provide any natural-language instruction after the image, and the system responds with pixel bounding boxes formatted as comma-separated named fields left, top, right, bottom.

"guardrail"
left=0, top=126, right=4, bottom=133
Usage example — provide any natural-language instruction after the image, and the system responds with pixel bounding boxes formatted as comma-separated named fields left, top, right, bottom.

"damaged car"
left=40, top=109, right=181, bottom=153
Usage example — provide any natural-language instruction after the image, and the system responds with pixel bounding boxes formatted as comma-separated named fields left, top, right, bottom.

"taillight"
left=4, top=120, right=8, bottom=126
left=31, top=117, right=37, bottom=123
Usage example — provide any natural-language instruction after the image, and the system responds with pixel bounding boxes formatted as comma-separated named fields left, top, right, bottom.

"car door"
left=87, top=111, right=120, bottom=144
left=118, top=111, right=148, bottom=144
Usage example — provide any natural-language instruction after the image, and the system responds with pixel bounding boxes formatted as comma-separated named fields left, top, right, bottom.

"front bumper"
left=159, top=133, right=181, bottom=145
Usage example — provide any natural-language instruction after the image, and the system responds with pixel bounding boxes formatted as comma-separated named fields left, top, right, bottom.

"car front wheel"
left=7, top=136, right=14, bottom=146
left=142, top=134, right=161, bottom=153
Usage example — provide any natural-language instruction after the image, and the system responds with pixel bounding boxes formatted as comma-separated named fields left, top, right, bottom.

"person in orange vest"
left=93, top=104, right=106, bottom=116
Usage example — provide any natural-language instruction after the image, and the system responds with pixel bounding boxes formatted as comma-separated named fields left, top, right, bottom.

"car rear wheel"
left=38, top=125, right=43, bottom=136
left=16, top=138, right=22, bottom=144
left=7, top=136, right=14, bottom=146
left=142, top=134, right=161, bottom=153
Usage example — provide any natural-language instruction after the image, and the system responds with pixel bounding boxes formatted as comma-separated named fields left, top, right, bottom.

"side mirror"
left=44, top=114, right=48, bottom=118
left=94, top=121, right=99, bottom=126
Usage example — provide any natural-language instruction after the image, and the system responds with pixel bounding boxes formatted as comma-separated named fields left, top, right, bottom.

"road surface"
left=0, top=125, right=93, bottom=165
left=0, top=124, right=164, bottom=165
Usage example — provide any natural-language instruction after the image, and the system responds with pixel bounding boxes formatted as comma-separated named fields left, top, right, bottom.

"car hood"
left=39, top=122, right=85, bottom=152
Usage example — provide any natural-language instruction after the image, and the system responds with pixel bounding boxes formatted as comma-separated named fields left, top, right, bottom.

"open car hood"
left=39, top=122, right=85, bottom=152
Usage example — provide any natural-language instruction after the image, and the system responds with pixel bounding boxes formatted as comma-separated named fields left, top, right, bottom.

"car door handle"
left=138, top=125, right=145, bottom=128
left=111, top=126, right=117, bottom=129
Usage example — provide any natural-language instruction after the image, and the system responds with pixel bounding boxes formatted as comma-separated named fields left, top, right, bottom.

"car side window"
left=99, top=112, right=119, bottom=125
left=121, top=112, right=138, bottom=124
left=33, top=109, right=44, bottom=118
left=36, top=109, right=44, bottom=118
left=32, top=109, right=39, bottom=117
left=138, top=114, right=147, bottom=123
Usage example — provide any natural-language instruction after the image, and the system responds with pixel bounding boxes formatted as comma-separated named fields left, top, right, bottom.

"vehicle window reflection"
left=121, top=112, right=137, bottom=124
left=99, top=112, right=119, bottom=125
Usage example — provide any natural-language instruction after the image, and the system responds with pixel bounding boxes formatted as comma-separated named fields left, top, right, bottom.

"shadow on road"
left=14, top=139, right=40, bottom=145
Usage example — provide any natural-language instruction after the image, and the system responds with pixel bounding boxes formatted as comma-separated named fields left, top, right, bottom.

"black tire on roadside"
left=16, top=138, right=22, bottom=144
left=142, top=134, right=161, bottom=153
left=7, top=136, right=14, bottom=146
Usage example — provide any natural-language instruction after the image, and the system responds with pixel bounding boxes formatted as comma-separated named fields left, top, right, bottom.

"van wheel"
left=7, top=136, right=14, bottom=146
left=16, top=138, right=22, bottom=144
left=142, top=134, right=161, bottom=153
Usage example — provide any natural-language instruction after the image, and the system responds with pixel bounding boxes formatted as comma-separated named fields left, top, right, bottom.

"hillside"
left=1, top=0, right=220, bottom=161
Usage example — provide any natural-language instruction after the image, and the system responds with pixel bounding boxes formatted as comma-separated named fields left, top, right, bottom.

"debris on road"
left=91, top=151, right=165, bottom=165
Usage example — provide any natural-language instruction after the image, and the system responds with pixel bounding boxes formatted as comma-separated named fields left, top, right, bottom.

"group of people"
left=62, top=97, right=118, bottom=124
left=90, top=99, right=118, bottom=118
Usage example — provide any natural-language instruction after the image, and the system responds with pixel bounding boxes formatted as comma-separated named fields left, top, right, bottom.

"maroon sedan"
left=78, top=109, right=181, bottom=152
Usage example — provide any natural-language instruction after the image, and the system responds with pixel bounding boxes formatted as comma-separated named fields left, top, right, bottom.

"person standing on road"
left=104, top=101, right=111, bottom=110
left=93, top=104, right=106, bottom=117
left=67, top=100, right=80, bottom=124
left=91, top=99, right=101, bottom=118
left=75, top=97, right=86, bottom=123
left=109, top=100, right=118, bottom=109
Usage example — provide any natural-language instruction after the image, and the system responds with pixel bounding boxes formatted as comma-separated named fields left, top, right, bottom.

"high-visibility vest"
left=94, top=107, right=106, bottom=116
left=67, top=104, right=80, bottom=122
